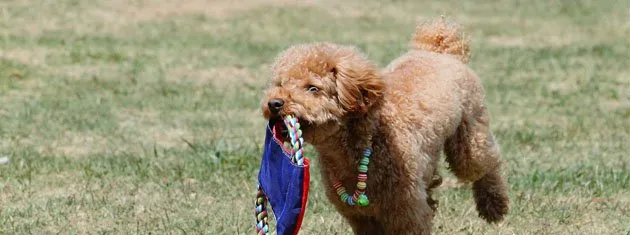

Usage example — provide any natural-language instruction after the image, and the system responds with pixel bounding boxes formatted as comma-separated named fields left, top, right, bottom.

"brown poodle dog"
left=261, top=18, right=509, bottom=235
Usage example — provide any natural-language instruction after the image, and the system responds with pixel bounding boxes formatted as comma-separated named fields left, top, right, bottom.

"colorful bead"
left=363, top=148, right=372, bottom=157
left=356, top=182, right=367, bottom=190
left=358, top=165, right=368, bottom=173
left=340, top=193, right=349, bottom=202
left=336, top=187, right=345, bottom=195
left=346, top=196, right=355, bottom=206
left=357, top=194, right=369, bottom=206
left=360, top=157, right=370, bottom=165
left=358, top=174, right=368, bottom=181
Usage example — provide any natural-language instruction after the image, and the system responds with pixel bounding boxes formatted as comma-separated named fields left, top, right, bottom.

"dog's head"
left=261, top=43, right=384, bottom=144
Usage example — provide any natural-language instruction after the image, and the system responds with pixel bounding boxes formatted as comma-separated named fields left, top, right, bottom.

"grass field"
left=1, top=0, right=629, bottom=234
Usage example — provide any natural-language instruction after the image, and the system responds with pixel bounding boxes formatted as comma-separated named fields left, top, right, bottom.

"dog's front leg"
left=380, top=190, right=434, bottom=235
left=343, top=215, right=385, bottom=235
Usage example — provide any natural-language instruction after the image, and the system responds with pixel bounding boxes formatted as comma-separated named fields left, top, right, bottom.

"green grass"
left=1, top=0, right=629, bottom=234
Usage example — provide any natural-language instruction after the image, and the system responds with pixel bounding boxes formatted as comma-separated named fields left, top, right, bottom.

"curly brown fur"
left=410, top=16, right=471, bottom=63
left=473, top=169, right=510, bottom=223
left=261, top=17, right=509, bottom=235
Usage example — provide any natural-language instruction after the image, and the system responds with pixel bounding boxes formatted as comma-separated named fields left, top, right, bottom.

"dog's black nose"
left=268, top=99, right=284, bottom=114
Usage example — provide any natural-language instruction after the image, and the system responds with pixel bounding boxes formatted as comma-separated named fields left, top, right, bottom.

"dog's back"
left=380, top=17, right=510, bottom=223
left=380, top=18, right=479, bottom=142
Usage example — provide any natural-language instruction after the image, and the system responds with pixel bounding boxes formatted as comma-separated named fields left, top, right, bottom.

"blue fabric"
left=258, top=121, right=308, bottom=235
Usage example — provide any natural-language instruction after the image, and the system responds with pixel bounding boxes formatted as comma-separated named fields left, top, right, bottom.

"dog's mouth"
left=271, top=116, right=310, bottom=145
left=271, top=118, right=289, bottom=143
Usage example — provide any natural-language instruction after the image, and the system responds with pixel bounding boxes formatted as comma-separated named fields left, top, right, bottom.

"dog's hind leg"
left=444, top=107, right=509, bottom=222
left=471, top=166, right=509, bottom=222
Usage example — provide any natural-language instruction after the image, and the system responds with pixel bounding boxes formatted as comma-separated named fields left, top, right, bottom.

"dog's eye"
left=307, top=85, right=319, bottom=93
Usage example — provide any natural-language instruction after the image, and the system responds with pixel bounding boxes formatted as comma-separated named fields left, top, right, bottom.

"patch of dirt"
left=105, top=0, right=316, bottom=23
left=3, top=0, right=316, bottom=36
left=599, top=99, right=630, bottom=111
left=15, top=131, right=112, bottom=157
left=51, top=131, right=110, bottom=156
left=487, top=36, right=526, bottom=47
left=440, top=177, right=468, bottom=189
left=547, top=80, right=579, bottom=94
left=0, top=48, right=52, bottom=66
left=115, top=109, right=190, bottom=149
left=166, top=66, right=260, bottom=88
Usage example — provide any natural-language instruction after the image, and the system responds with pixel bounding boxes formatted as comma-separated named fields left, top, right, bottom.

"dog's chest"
left=319, top=151, right=394, bottom=216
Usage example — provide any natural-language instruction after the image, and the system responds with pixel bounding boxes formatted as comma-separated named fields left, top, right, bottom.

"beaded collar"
left=330, top=148, right=373, bottom=207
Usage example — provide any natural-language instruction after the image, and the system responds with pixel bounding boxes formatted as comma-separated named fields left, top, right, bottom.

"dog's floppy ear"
left=331, top=48, right=385, bottom=114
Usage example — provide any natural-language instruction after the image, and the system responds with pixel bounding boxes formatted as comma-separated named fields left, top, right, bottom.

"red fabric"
left=292, top=158, right=310, bottom=235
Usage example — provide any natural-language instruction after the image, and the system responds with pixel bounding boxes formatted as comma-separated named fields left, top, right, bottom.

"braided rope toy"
left=283, top=116, right=305, bottom=165
left=255, top=186, right=269, bottom=234
left=255, top=115, right=305, bottom=235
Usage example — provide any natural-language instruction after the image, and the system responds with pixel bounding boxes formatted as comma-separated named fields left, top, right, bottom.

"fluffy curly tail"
left=410, top=17, right=471, bottom=63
